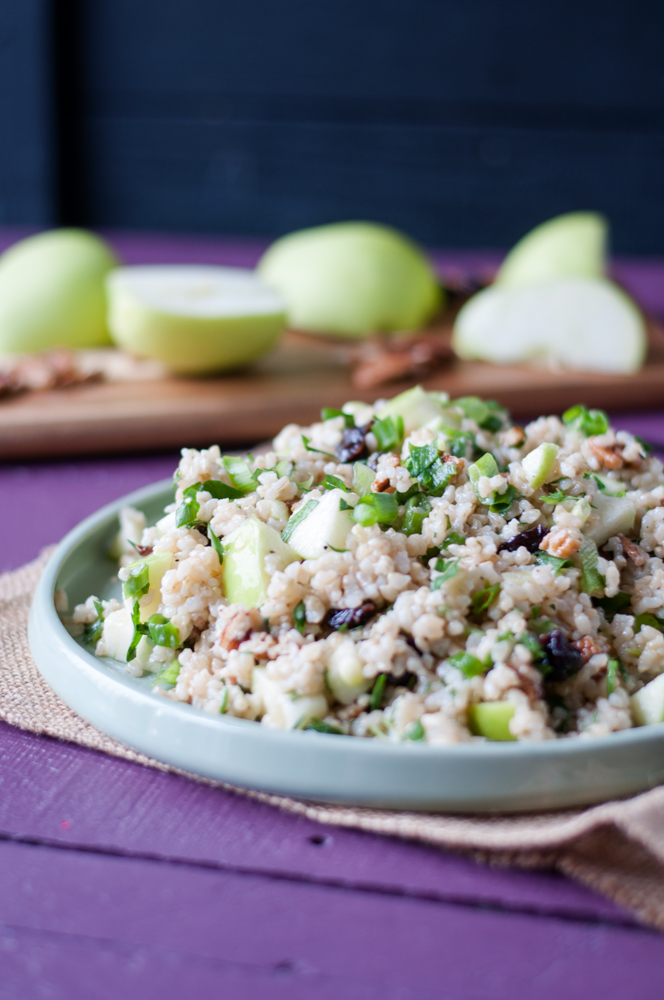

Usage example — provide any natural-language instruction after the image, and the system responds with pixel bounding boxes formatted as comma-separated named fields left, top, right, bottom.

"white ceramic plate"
left=28, top=479, right=664, bottom=813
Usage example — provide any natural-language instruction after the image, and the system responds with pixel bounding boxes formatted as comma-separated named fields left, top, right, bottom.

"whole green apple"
left=107, top=265, right=286, bottom=374
left=495, top=212, right=607, bottom=288
left=0, top=228, right=119, bottom=352
left=257, top=222, right=442, bottom=337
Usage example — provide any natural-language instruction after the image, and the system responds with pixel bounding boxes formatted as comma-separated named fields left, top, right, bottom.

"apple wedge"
left=107, top=266, right=285, bottom=374
left=453, top=278, right=646, bottom=375
left=495, top=212, right=607, bottom=288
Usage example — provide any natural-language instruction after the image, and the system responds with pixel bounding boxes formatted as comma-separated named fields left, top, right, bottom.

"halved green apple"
left=453, top=278, right=646, bottom=374
left=257, top=222, right=442, bottom=337
left=495, top=212, right=607, bottom=288
left=107, top=266, right=285, bottom=374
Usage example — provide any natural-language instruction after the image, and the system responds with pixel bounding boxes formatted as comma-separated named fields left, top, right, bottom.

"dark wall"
left=4, top=1, right=664, bottom=251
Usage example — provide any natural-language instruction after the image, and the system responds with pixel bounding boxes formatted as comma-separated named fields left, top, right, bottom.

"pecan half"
left=539, top=527, right=581, bottom=559
left=588, top=439, right=623, bottom=470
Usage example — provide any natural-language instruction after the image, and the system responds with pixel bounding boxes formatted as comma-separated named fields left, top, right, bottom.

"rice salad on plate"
left=65, top=386, right=664, bottom=744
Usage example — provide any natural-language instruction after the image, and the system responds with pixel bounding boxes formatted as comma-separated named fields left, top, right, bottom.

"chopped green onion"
left=634, top=613, right=664, bottom=633
left=123, top=562, right=150, bottom=601
left=282, top=499, right=319, bottom=542
left=84, top=599, right=105, bottom=645
left=372, top=414, right=404, bottom=452
left=447, top=651, right=489, bottom=678
left=635, top=435, right=653, bottom=456
left=351, top=492, right=398, bottom=526
left=606, top=658, right=620, bottom=696
left=304, top=717, right=343, bottom=734
left=489, top=484, right=521, bottom=515
left=127, top=600, right=147, bottom=663
left=405, top=442, right=456, bottom=497
left=471, top=583, right=501, bottom=614
left=293, top=600, right=306, bottom=634
left=406, top=442, right=439, bottom=477
left=352, top=462, right=375, bottom=497
left=446, top=430, right=476, bottom=460
left=516, top=631, right=545, bottom=661
left=146, top=614, right=180, bottom=648
left=535, top=551, right=573, bottom=575
left=220, top=687, right=230, bottom=714
left=453, top=397, right=506, bottom=432
left=208, top=525, right=224, bottom=562
left=562, top=404, right=609, bottom=437
left=222, top=455, right=259, bottom=493
left=403, top=719, right=426, bottom=741
left=431, top=558, right=460, bottom=590
left=402, top=493, right=431, bottom=536
left=296, top=474, right=314, bottom=491
left=339, top=498, right=353, bottom=511
left=578, top=538, right=604, bottom=596
left=323, top=473, right=349, bottom=492
left=152, top=660, right=181, bottom=687
left=275, top=459, right=293, bottom=477
left=441, top=531, right=465, bottom=549
left=321, top=407, right=354, bottom=428
left=370, top=673, right=387, bottom=711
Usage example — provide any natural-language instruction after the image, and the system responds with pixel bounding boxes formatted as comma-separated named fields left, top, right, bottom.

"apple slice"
left=284, top=488, right=358, bottom=560
left=522, top=443, right=559, bottom=489
left=632, top=674, right=664, bottom=727
left=453, top=278, right=646, bottom=375
left=257, top=222, right=442, bottom=338
left=467, top=702, right=516, bottom=741
left=495, top=212, right=607, bottom=288
left=107, top=266, right=285, bottom=374
left=376, top=385, right=446, bottom=434
left=583, top=493, right=636, bottom=547
left=223, top=517, right=299, bottom=608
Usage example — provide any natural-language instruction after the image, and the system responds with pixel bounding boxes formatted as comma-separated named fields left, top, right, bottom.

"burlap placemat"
left=4, top=550, right=664, bottom=929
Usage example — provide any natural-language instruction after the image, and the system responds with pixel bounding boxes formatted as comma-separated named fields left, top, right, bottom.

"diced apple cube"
left=223, top=516, right=299, bottom=608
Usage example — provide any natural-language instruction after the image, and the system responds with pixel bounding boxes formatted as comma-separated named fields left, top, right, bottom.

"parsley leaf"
left=535, top=551, right=573, bottom=575
left=293, top=600, right=306, bottom=634
left=323, top=473, right=349, bottom=492
left=152, top=660, right=181, bottom=687
left=123, top=562, right=150, bottom=601
left=431, top=558, right=460, bottom=590
left=208, top=525, right=224, bottom=561
left=447, top=651, right=489, bottom=678
left=301, top=434, right=335, bottom=458
left=562, top=404, right=609, bottom=437
left=373, top=414, right=405, bottom=452
left=471, top=583, right=501, bottom=614
left=321, top=407, right=354, bottom=428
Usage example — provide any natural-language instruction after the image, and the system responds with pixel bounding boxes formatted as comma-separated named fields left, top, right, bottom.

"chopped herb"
left=198, top=479, right=244, bottom=501
left=516, top=631, right=545, bottom=662
left=578, top=538, right=604, bottom=595
left=446, top=430, right=477, bottom=460
left=152, top=660, right=181, bottom=687
left=539, top=486, right=571, bottom=504
left=323, top=473, right=350, bottom=492
left=222, top=455, right=259, bottom=493
left=471, top=583, right=501, bottom=614
left=405, top=442, right=456, bottom=497
left=339, top=498, right=353, bottom=511
left=401, top=492, right=431, bottom=536
left=275, top=459, right=293, bottom=477
left=593, top=591, right=632, bottom=622
left=123, top=561, right=150, bottom=601
left=282, top=499, right=319, bottom=542
left=220, top=688, right=229, bottom=714
left=175, top=482, right=205, bottom=527
left=351, top=492, right=398, bottom=526
left=562, top=404, right=609, bottom=437
left=447, top=651, right=489, bottom=678
left=304, top=718, right=343, bottom=734
left=126, top=600, right=145, bottom=663
left=489, top=484, right=521, bottom=515
left=146, top=614, right=180, bottom=648
left=634, top=613, right=664, bottom=633
left=606, top=658, right=621, bottom=696
left=635, top=435, right=653, bottom=455
left=321, top=407, right=354, bottom=428
left=370, top=673, right=387, bottom=711
left=403, top=719, right=426, bottom=741
left=453, top=396, right=507, bottom=432
left=535, top=551, right=573, bottom=575
left=406, top=442, right=439, bottom=477
left=208, top=525, right=224, bottom=562
left=431, top=558, right=460, bottom=589
left=296, top=474, right=314, bottom=491
left=372, top=414, right=405, bottom=452
left=84, top=599, right=105, bottom=645
left=441, top=531, right=465, bottom=549
left=293, top=600, right=306, bottom=634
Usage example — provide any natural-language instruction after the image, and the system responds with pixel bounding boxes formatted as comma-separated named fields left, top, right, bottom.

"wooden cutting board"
left=1, top=323, right=663, bottom=460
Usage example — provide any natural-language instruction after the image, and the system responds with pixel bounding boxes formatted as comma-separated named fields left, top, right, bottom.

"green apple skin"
left=107, top=268, right=285, bottom=375
left=522, top=442, right=559, bottom=490
left=223, top=517, right=300, bottom=608
left=453, top=278, right=646, bottom=375
left=467, top=702, right=516, bottom=741
left=377, top=385, right=445, bottom=433
left=495, top=212, right=607, bottom=288
left=257, top=222, right=442, bottom=338
left=0, top=229, right=119, bottom=352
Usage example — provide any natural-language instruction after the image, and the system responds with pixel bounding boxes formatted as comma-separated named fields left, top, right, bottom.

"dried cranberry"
left=325, top=601, right=377, bottom=630
left=499, top=525, right=548, bottom=554
left=337, top=425, right=370, bottom=463
left=135, top=544, right=153, bottom=557
left=539, top=629, right=583, bottom=683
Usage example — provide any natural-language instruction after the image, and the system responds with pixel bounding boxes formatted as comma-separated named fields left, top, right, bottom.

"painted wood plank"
left=0, top=721, right=631, bottom=925
left=1, top=838, right=663, bottom=1000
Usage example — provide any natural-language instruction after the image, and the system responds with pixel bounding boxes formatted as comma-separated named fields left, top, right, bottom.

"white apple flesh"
left=453, top=278, right=646, bottom=375
left=0, top=228, right=119, bottom=352
left=257, top=222, right=442, bottom=337
left=107, top=266, right=286, bottom=374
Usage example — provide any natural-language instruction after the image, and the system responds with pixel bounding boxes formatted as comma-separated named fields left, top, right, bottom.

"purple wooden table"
left=2, top=232, right=664, bottom=999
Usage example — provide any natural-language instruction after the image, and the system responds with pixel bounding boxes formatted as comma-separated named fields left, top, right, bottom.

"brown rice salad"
left=67, top=385, right=664, bottom=743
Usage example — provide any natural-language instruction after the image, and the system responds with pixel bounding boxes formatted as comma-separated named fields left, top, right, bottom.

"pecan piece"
left=374, top=478, right=395, bottom=493
left=539, top=527, right=581, bottom=559
left=618, top=533, right=648, bottom=567
left=574, top=636, right=602, bottom=663
left=588, top=439, right=623, bottom=470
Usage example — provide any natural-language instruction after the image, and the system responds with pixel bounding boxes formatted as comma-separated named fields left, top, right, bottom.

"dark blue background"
left=2, top=1, right=664, bottom=251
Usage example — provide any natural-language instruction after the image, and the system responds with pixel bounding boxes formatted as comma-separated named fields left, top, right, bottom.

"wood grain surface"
left=1, top=321, right=663, bottom=460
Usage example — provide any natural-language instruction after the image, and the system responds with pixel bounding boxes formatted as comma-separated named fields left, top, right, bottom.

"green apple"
left=122, top=551, right=175, bottom=622
left=223, top=516, right=299, bottom=608
left=0, top=228, right=118, bottom=352
left=99, top=607, right=153, bottom=668
left=453, top=278, right=646, bottom=374
left=326, top=640, right=371, bottom=705
left=632, top=673, right=664, bottom=726
left=522, top=442, right=559, bottom=489
left=376, top=384, right=447, bottom=434
left=285, top=488, right=358, bottom=559
left=107, top=266, right=286, bottom=374
left=495, top=212, right=607, bottom=288
left=257, top=222, right=442, bottom=337
left=583, top=493, right=636, bottom=547
left=251, top=666, right=328, bottom=728
left=467, top=702, right=516, bottom=741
